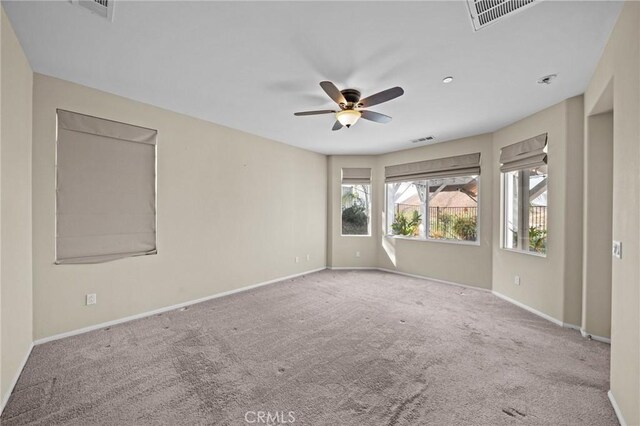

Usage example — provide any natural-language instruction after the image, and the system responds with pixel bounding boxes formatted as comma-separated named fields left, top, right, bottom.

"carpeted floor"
left=2, top=270, right=616, bottom=425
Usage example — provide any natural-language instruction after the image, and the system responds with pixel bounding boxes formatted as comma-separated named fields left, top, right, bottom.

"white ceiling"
left=3, top=1, right=622, bottom=155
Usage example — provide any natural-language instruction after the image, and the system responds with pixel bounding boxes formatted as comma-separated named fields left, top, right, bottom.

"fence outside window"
left=395, top=204, right=547, bottom=240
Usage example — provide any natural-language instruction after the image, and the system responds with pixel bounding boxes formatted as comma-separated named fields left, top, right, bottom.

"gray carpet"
left=2, top=270, right=616, bottom=425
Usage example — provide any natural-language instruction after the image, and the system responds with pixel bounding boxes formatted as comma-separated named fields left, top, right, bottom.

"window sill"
left=385, top=235, right=480, bottom=247
left=500, top=247, right=547, bottom=258
left=341, top=234, right=372, bottom=238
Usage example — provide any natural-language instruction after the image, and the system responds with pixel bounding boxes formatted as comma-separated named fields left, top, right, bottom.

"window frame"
left=500, top=167, right=548, bottom=257
left=384, top=175, right=481, bottom=246
left=340, top=182, right=372, bottom=237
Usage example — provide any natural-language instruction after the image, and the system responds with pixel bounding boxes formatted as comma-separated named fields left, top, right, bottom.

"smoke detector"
left=467, top=0, right=540, bottom=31
left=537, top=74, right=557, bottom=85
left=71, top=0, right=115, bottom=21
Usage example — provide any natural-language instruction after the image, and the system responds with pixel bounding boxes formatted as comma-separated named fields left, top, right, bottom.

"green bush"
left=453, top=216, right=477, bottom=241
left=342, top=205, right=368, bottom=235
left=510, top=227, right=547, bottom=253
left=391, top=210, right=422, bottom=236
left=529, top=226, right=547, bottom=253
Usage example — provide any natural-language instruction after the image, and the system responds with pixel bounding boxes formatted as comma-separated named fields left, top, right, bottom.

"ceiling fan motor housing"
left=340, top=89, right=362, bottom=107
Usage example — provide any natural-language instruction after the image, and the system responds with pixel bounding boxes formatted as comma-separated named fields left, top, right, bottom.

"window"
left=428, top=176, right=479, bottom=241
left=387, top=181, right=424, bottom=237
left=386, top=176, right=479, bottom=242
left=503, top=167, right=548, bottom=254
left=384, top=153, right=481, bottom=243
left=341, top=168, right=371, bottom=236
left=56, top=110, right=157, bottom=264
left=500, top=133, right=548, bottom=255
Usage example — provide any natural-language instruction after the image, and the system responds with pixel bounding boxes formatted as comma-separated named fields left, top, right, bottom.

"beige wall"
left=584, top=2, right=640, bottom=424
left=32, top=74, right=327, bottom=340
left=377, top=135, right=494, bottom=289
left=328, top=98, right=585, bottom=323
left=1, top=6, right=3, bottom=406
left=0, top=8, right=33, bottom=407
left=1, top=3, right=637, bottom=422
left=327, top=156, right=378, bottom=268
left=328, top=134, right=494, bottom=289
left=492, top=97, right=584, bottom=326
left=582, top=111, right=613, bottom=339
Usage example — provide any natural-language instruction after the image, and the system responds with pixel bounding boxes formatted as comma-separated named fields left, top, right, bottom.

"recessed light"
left=442, top=76, right=454, bottom=84
left=537, top=74, right=557, bottom=85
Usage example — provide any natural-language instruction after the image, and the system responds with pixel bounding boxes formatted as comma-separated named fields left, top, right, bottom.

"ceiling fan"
left=294, top=81, right=404, bottom=131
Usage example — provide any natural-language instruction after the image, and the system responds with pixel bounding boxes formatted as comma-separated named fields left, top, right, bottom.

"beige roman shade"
left=500, top=133, right=548, bottom=173
left=385, top=153, right=481, bottom=182
left=56, top=109, right=157, bottom=264
left=342, top=167, right=371, bottom=184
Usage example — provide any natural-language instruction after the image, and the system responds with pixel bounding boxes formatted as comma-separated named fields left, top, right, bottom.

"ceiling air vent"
left=467, top=0, right=539, bottom=31
left=411, top=136, right=435, bottom=144
left=72, top=0, right=115, bottom=21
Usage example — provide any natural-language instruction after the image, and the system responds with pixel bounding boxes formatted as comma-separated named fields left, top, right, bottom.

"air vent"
left=72, top=0, right=115, bottom=21
left=411, top=136, right=435, bottom=144
left=467, top=0, right=540, bottom=31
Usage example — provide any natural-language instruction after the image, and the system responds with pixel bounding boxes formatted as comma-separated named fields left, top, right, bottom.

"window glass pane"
left=502, top=166, right=547, bottom=255
left=504, top=171, right=519, bottom=249
left=528, top=166, right=547, bottom=254
left=341, top=184, right=370, bottom=235
left=387, top=181, right=425, bottom=237
left=428, top=175, right=478, bottom=241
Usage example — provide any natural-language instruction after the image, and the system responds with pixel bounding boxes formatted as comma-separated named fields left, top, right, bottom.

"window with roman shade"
left=341, top=167, right=372, bottom=184
left=56, top=109, right=157, bottom=264
left=500, top=133, right=548, bottom=255
left=385, top=152, right=481, bottom=182
left=384, top=153, right=481, bottom=242
left=499, top=133, right=547, bottom=173
left=341, top=168, right=371, bottom=236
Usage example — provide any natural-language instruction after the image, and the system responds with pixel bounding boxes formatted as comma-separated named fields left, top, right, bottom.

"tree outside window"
left=341, top=184, right=371, bottom=236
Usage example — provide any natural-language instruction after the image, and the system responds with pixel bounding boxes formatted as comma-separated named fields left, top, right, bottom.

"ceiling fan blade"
left=360, top=110, right=392, bottom=124
left=358, top=87, right=404, bottom=108
left=294, top=110, right=336, bottom=116
left=332, top=120, right=343, bottom=131
left=320, top=81, right=347, bottom=105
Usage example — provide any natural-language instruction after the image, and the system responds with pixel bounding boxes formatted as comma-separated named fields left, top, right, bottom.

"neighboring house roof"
left=402, top=191, right=477, bottom=208
left=430, top=191, right=477, bottom=208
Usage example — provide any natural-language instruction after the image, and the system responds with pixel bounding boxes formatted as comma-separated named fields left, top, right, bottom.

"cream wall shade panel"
left=385, top=152, right=481, bottom=182
left=499, top=133, right=547, bottom=172
left=56, top=109, right=157, bottom=264
left=342, top=167, right=371, bottom=184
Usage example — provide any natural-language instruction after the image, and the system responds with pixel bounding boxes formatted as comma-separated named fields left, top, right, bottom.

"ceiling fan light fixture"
left=336, top=109, right=361, bottom=128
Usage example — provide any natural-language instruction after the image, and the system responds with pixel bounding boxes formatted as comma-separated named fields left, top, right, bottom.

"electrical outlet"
left=514, top=275, right=521, bottom=286
left=612, top=241, right=622, bottom=259
left=86, top=293, right=97, bottom=305
left=295, top=256, right=300, bottom=263
left=306, top=254, right=310, bottom=261
left=355, top=251, right=361, bottom=258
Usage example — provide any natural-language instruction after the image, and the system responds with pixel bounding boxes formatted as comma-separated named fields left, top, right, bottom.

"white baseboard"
left=608, top=390, right=627, bottom=426
left=332, top=268, right=602, bottom=343
left=563, top=323, right=582, bottom=331
left=580, top=328, right=612, bottom=344
left=492, top=290, right=565, bottom=327
left=378, top=268, right=492, bottom=293
left=492, top=291, right=588, bottom=333
left=1, top=342, right=34, bottom=417
left=327, top=266, right=378, bottom=270
left=34, top=267, right=327, bottom=345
